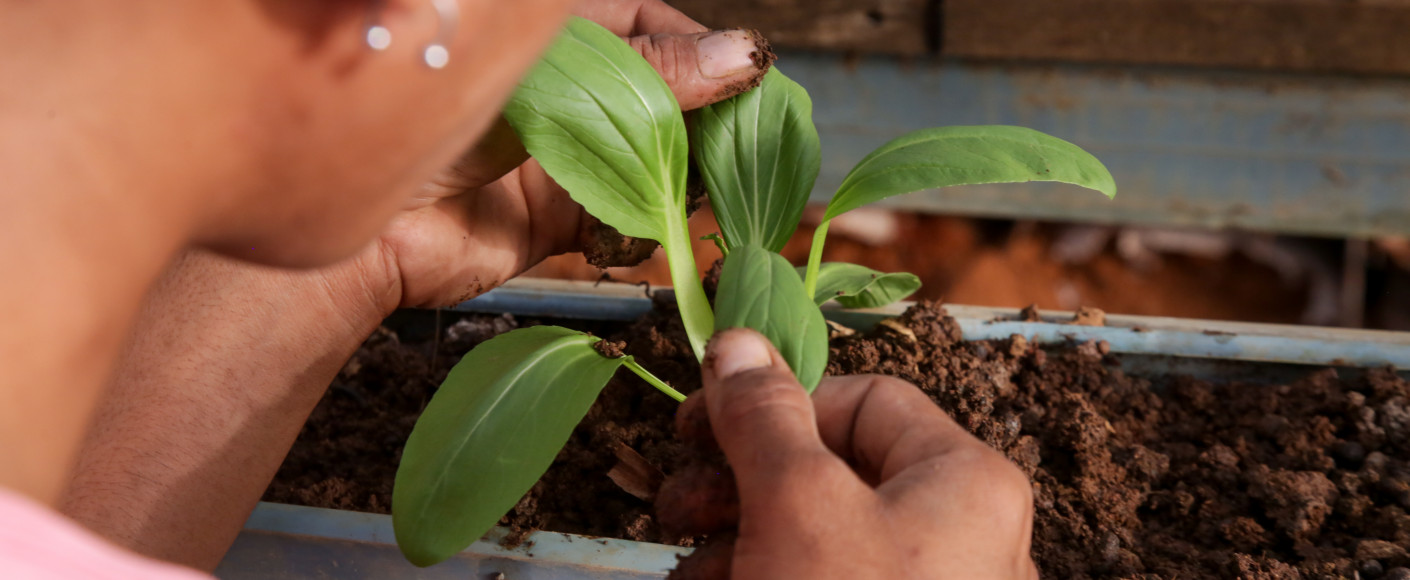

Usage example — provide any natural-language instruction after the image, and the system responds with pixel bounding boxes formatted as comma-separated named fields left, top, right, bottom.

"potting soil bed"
left=264, top=303, right=1410, bottom=579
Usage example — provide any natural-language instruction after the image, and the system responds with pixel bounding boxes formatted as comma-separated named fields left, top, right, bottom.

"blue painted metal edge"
left=471, top=279, right=1410, bottom=370
left=453, top=278, right=654, bottom=321
left=954, top=319, right=1406, bottom=369
left=239, top=502, right=686, bottom=575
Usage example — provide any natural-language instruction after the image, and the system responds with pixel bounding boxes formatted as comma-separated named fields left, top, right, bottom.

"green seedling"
left=392, top=17, right=1116, bottom=567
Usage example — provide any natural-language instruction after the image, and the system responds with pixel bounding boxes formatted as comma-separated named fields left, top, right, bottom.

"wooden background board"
left=667, top=0, right=1410, bottom=76
left=664, top=0, right=932, bottom=55
left=944, top=0, right=1410, bottom=76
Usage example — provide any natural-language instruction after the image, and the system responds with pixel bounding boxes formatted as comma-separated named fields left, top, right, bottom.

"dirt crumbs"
left=578, top=214, right=661, bottom=269
left=1071, top=305, right=1108, bottom=326
left=264, top=308, right=699, bottom=547
left=828, top=304, right=1409, bottom=579
left=592, top=339, right=627, bottom=359
left=578, top=164, right=710, bottom=269
left=263, top=314, right=519, bottom=513
left=267, top=303, right=1410, bottom=578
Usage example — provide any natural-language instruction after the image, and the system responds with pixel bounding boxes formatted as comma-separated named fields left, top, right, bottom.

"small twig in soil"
left=592, top=272, right=654, bottom=299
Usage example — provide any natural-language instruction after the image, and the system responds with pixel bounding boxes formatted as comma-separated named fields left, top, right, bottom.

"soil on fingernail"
left=268, top=302, right=1410, bottom=577
left=713, top=30, right=776, bottom=102
left=745, top=30, right=776, bottom=70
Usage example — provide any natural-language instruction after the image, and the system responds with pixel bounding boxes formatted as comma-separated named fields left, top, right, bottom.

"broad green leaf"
left=824, top=126, right=1117, bottom=221
left=715, top=244, right=828, bottom=390
left=502, top=17, right=687, bottom=241
left=692, top=68, right=821, bottom=252
left=393, top=326, right=626, bottom=567
left=798, top=263, right=921, bottom=308
left=501, top=17, right=713, bottom=361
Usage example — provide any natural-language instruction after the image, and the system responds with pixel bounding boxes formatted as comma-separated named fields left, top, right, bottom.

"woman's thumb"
left=702, top=329, right=832, bottom=491
left=627, top=30, right=774, bottom=110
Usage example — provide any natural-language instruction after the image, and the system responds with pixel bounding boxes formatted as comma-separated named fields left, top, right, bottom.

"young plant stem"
left=663, top=210, right=714, bottom=361
left=623, top=358, right=686, bottom=402
left=802, top=220, right=831, bottom=298
left=703, top=233, right=729, bottom=257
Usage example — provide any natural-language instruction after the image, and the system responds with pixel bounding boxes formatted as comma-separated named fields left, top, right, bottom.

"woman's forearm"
left=59, top=248, right=398, bottom=571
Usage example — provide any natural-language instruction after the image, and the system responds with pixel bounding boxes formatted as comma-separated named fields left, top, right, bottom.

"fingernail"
left=709, top=330, right=773, bottom=378
left=697, top=30, right=760, bottom=79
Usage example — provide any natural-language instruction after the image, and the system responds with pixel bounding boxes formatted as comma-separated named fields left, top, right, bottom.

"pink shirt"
left=0, top=488, right=210, bottom=580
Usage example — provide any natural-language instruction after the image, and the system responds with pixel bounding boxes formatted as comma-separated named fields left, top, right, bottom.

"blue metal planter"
left=217, top=279, right=1410, bottom=579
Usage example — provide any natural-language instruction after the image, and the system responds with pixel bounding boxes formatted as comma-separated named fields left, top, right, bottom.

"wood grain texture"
left=943, top=0, right=1410, bottom=75
left=665, top=0, right=933, bottom=55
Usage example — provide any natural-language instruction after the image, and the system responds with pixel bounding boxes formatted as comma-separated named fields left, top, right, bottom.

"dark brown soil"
left=263, top=306, right=698, bottom=547
left=266, top=302, right=1410, bottom=579
left=578, top=160, right=713, bottom=269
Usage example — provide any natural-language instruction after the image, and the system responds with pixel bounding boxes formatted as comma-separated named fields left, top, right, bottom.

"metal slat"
left=218, top=503, right=684, bottom=580
left=469, top=280, right=1410, bottom=370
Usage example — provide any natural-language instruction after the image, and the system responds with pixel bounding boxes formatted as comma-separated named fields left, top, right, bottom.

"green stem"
left=663, top=210, right=714, bottom=361
left=803, top=220, right=831, bottom=298
left=702, top=233, right=729, bottom=257
left=624, top=358, right=686, bottom=402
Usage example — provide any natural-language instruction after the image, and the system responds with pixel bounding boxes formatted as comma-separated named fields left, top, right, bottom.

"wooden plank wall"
left=945, top=0, right=1410, bottom=76
left=665, top=0, right=932, bottom=55
left=666, top=0, right=1410, bottom=75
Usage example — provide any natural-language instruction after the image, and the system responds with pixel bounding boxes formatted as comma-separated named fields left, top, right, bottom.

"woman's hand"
left=661, top=329, right=1040, bottom=580
left=58, top=2, right=772, bottom=570
left=355, top=0, right=772, bottom=312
